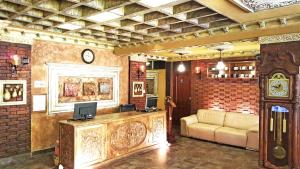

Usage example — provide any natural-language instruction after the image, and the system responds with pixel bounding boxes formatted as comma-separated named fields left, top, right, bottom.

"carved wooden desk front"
left=59, top=111, right=167, bottom=169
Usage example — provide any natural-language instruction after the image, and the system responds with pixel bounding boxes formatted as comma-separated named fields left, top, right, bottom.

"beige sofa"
left=180, top=109, right=259, bottom=150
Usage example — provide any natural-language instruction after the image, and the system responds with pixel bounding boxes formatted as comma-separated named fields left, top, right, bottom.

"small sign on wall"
left=32, top=95, right=46, bottom=112
left=132, top=81, right=144, bottom=97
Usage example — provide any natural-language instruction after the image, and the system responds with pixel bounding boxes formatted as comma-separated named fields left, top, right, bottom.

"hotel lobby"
left=0, top=0, right=299, bottom=169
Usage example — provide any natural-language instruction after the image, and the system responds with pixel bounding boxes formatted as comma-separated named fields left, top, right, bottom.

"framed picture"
left=0, top=80, right=27, bottom=106
left=99, top=82, right=110, bottom=94
left=64, top=83, right=79, bottom=97
left=132, top=81, right=144, bottom=97
left=32, top=94, right=47, bottom=112
left=83, top=82, right=97, bottom=96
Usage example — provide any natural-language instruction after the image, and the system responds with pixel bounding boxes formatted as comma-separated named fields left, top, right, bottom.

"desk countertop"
left=59, top=110, right=166, bottom=126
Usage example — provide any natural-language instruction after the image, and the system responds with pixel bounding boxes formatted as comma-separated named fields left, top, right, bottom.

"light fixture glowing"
left=139, top=0, right=178, bottom=7
left=131, top=15, right=143, bottom=22
left=216, top=49, right=225, bottom=70
left=87, top=11, right=122, bottom=23
left=177, top=62, right=186, bottom=73
left=57, top=23, right=82, bottom=30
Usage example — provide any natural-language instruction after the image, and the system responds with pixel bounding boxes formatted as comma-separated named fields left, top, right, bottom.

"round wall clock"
left=268, top=73, right=290, bottom=98
left=81, top=49, right=95, bottom=64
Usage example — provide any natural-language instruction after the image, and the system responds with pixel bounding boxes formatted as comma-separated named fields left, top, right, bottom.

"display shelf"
left=207, top=61, right=257, bottom=79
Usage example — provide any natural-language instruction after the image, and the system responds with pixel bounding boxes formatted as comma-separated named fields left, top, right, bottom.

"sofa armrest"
left=246, top=125, right=259, bottom=151
left=248, top=125, right=259, bottom=133
left=180, top=114, right=198, bottom=136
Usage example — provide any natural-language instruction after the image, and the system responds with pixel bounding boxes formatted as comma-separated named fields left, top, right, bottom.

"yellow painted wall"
left=147, top=69, right=166, bottom=110
left=31, top=40, right=128, bottom=152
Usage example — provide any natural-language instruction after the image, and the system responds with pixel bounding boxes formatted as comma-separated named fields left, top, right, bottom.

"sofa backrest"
left=197, top=109, right=226, bottom=126
left=224, top=112, right=259, bottom=130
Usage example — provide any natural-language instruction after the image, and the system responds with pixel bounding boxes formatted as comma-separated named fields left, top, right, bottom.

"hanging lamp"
left=177, top=53, right=186, bottom=73
left=216, top=49, right=225, bottom=70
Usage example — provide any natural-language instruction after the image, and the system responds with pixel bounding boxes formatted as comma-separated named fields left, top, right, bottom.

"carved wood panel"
left=150, top=115, right=166, bottom=144
left=59, top=124, right=74, bottom=169
left=75, top=124, right=107, bottom=168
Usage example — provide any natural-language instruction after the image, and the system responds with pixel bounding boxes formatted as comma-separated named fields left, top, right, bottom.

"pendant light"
left=177, top=53, right=186, bottom=73
left=216, top=49, right=225, bottom=70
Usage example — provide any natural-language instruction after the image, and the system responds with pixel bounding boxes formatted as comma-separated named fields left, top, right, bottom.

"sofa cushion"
left=215, top=127, right=247, bottom=147
left=196, top=109, right=226, bottom=126
left=188, top=123, right=222, bottom=141
left=224, top=112, right=259, bottom=130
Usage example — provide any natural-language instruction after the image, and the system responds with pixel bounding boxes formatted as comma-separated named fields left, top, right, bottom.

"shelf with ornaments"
left=207, top=61, right=257, bottom=79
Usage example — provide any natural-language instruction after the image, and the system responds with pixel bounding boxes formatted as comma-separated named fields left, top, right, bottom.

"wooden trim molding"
left=259, top=33, right=300, bottom=44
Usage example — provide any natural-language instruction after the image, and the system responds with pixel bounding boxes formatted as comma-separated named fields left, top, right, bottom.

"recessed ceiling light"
left=57, top=23, right=82, bottom=30
left=110, top=8, right=124, bottom=16
left=87, top=11, right=122, bottom=23
left=160, top=7, right=173, bottom=14
left=106, top=21, right=121, bottom=27
left=139, top=0, right=178, bottom=7
left=147, top=20, right=158, bottom=26
left=131, top=15, right=143, bottom=22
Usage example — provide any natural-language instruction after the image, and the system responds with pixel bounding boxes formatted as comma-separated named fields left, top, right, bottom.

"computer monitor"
left=146, top=96, right=158, bottom=111
left=73, top=102, right=97, bottom=120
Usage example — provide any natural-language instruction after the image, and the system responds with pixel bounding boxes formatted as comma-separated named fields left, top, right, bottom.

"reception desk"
left=59, top=111, right=167, bottom=169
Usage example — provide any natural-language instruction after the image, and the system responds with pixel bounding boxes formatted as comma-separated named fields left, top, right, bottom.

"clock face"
left=268, top=73, right=290, bottom=98
left=81, top=49, right=95, bottom=64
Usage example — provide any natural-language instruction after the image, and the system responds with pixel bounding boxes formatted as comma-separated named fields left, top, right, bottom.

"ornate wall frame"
left=0, top=80, right=27, bottom=106
left=48, top=63, right=120, bottom=114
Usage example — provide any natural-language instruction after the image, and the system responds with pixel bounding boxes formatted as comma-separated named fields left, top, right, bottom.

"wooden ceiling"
left=0, top=0, right=237, bottom=45
left=0, top=0, right=299, bottom=60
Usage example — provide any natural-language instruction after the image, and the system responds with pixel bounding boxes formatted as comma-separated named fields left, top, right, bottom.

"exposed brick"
left=0, top=41, right=31, bottom=158
left=191, top=60, right=259, bottom=115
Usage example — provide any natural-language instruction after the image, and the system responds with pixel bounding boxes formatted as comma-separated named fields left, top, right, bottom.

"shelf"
left=207, top=60, right=257, bottom=79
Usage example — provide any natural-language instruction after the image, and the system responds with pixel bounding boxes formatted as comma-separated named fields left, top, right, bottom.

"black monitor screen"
left=146, top=96, right=158, bottom=109
left=74, top=102, right=97, bottom=120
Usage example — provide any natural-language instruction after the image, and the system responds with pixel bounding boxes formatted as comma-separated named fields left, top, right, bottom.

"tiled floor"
left=0, top=135, right=261, bottom=169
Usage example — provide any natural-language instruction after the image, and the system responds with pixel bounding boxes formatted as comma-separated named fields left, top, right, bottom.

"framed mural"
left=132, top=81, right=144, bottom=97
left=48, top=63, right=119, bottom=114
left=0, top=80, right=27, bottom=106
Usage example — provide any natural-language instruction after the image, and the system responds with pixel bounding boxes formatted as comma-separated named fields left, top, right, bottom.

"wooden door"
left=172, top=61, right=191, bottom=125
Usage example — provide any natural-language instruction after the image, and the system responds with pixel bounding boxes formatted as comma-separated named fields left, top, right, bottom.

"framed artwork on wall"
left=0, top=80, right=27, bottom=106
left=48, top=63, right=120, bottom=114
left=133, top=81, right=144, bottom=97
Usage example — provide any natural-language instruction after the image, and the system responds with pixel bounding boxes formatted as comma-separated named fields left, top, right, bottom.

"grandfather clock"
left=259, top=44, right=300, bottom=169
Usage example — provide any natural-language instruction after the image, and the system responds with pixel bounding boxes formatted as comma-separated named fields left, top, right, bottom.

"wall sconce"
left=10, top=55, right=29, bottom=74
left=137, top=64, right=145, bottom=79
left=195, top=66, right=202, bottom=79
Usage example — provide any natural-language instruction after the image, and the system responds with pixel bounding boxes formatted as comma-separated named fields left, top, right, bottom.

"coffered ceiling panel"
left=0, top=0, right=238, bottom=45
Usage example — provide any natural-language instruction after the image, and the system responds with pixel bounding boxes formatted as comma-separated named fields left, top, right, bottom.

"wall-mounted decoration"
left=32, top=94, right=46, bottom=112
left=99, top=82, right=110, bottom=94
left=48, top=63, right=119, bottom=114
left=146, top=72, right=158, bottom=96
left=64, top=83, right=80, bottom=97
left=132, top=81, right=144, bottom=97
left=83, top=82, right=97, bottom=96
left=0, top=80, right=27, bottom=106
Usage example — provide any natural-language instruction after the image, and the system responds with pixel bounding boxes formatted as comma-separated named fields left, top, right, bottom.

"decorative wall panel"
left=76, top=124, right=107, bottom=167
left=110, top=121, right=147, bottom=151
left=48, top=63, right=120, bottom=114
left=151, top=116, right=165, bottom=144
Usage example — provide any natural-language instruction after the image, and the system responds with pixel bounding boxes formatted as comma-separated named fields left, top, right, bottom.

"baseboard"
left=31, top=147, right=54, bottom=156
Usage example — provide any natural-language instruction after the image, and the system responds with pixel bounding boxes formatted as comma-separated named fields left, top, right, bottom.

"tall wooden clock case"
left=259, top=47, right=300, bottom=169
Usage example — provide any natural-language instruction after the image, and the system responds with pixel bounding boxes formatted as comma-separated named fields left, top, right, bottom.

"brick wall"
left=191, top=60, right=259, bottom=115
left=129, top=61, right=146, bottom=110
left=0, top=41, right=31, bottom=158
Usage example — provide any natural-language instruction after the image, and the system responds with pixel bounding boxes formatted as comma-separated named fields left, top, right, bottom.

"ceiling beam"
left=195, top=0, right=300, bottom=23
left=114, top=23, right=300, bottom=55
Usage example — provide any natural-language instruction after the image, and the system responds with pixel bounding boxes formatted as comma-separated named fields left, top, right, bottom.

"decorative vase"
left=18, top=89, right=22, bottom=96
left=12, top=89, right=17, bottom=98
left=4, top=89, right=11, bottom=100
